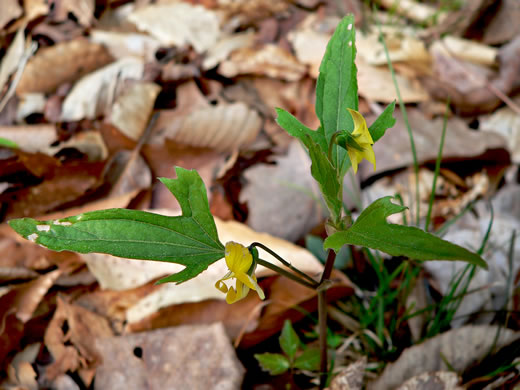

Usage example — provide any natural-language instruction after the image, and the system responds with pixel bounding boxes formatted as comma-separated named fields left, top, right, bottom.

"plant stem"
left=250, top=242, right=319, bottom=286
left=318, top=249, right=336, bottom=388
left=256, top=258, right=318, bottom=289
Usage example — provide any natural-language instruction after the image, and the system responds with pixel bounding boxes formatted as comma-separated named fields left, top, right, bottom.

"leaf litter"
left=1, top=0, right=520, bottom=388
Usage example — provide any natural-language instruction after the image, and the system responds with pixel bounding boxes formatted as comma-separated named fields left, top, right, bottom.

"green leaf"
left=324, top=197, right=487, bottom=268
left=0, top=137, right=18, bottom=148
left=369, top=101, right=396, bottom=142
left=255, top=353, right=290, bottom=375
left=8, top=167, right=225, bottom=284
left=275, top=108, right=327, bottom=154
left=293, top=348, right=320, bottom=371
left=279, top=320, right=300, bottom=362
left=304, top=134, right=342, bottom=221
left=315, top=15, right=357, bottom=176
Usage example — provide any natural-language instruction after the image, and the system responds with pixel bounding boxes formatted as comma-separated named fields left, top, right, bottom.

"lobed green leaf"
left=324, top=197, right=487, bottom=268
left=9, top=167, right=225, bottom=284
left=255, top=353, right=290, bottom=375
left=369, top=101, right=396, bottom=142
left=293, top=348, right=321, bottom=371
left=279, top=320, right=300, bottom=362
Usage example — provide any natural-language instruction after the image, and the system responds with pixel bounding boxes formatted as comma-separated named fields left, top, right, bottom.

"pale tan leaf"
left=370, top=326, right=520, bottom=390
left=219, top=44, right=306, bottom=81
left=0, top=0, right=22, bottom=30
left=16, top=92, right=46, bottom=122
left=51, top=0, right=95, bottom=26
left=16, top=39, right=113, bottom=94
left=330, top=357, right=366, bottom=390
left=109, top=82, right=161, bottom=141
left=46, top=131, right=108, bottom=162
left=89, top=30, right=161, bottom=62
left=61, top=58, right=144, bottom=121
left=481, top=105, right=520, bottom=164
left=22, top=0, right=49, bottom=24
left=217, top=0, right=291, bottom=21
left=128, top=3, right=220, bottom=53
left=378, top=0, right=444, bottom=25
left=0, top=124, right=56, bottom=153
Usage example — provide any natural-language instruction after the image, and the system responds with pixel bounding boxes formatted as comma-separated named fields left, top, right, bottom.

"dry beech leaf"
left=128, top=3, right=220, bottom=54
left=103, top=150, right=152, bottom=197
left=17, top=39, right=112, bottom=94
left=430, top=36, right=497, bottom=67
left=90, top=30, right=161, bottom=62
left=240, top=140, right=325, bottom=241
left=0, top=0, right=22, bottom=30
left=44, top=297, right=113, bottom=384
left=216, top=0, right=291, bottom=21
left=202, top=30, right=256, bottom=70
left=94, top=323, right=244, bottom=390
left=6, top=343, right=40, bottom=390
left=20, top=0, right=49, bottom=25
left=153, top=81, right=261, bottom=151
left=61, top=57, right=144, bottom=122
left=396, top=371, right=462, bottom=390
left=51, top=0, right=94, bottom=26
left=482, top=0, right=520, bottom=45
left=219, top=44, right=307, bottom=81
left=378, top=0, right=443, bottom=25
left=82, top=214, right=323, bottom=323
left=357, top=56, right=429, bottom=103
left=330, top=357, right=367, bottom=390
left=109, top=82, right=161, bottom=141
left=47, top=131, right=108, bottom=162
left=0, top=124, right=56, bottom=154
left=370, top=325, right=520, bottom=390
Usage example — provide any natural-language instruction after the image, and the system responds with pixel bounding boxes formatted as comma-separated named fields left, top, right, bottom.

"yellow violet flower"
left=215, top=242, right=265, bottom=304
left=345, top=108, right=376, bottom=174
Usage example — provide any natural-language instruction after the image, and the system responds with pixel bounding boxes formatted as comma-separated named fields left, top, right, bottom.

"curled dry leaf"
left=0, top=28, right=26, bottom=93
left=219, top=44, right=307, bottom=81
left=61, top=57, right=144, bottom=122
left=46, top=131, right=108, bottom=162
left=90, top=30, right=161, bottom=62
left=51, top=0, right=95, bottom=26
left=44, top=297, right=113, bottom=384
left=16, top=39, right=113, bottom=94
left=369, top=325, right=520, bottom=390
left=127, top=3, right=220, bottom=54
left=94, top=324, right=244, bottom=390
left=109, top=82, right=161, bottom=141
left=217, top=0, right=291, bottom=21
left=202, top=30, right=256, bottom=70
left=16, top=92, right=46, bottom=122
left=430, top=36, right=497, bottom=67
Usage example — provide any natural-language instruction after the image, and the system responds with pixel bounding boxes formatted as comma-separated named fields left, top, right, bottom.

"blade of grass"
left=374, top=9, right=420, bottom=226
left=425, top=99, right=450, bottom=231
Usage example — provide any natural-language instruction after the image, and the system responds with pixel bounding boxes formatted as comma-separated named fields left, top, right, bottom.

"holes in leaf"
left=133, top=346, right=143, bottom=359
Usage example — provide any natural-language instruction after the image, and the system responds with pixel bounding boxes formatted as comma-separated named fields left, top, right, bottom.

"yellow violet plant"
left=9, top=15, right=487, bottom=389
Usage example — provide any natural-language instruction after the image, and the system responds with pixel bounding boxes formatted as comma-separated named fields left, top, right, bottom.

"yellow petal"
left=215, top=279, right=229, bottom=293
left=235, top=271, right=257, bottom=290
left=346, top=108, right=376, bottom=173
left=347, top=108, right=373, bottom=144
left=225, top=242, right=252, bottom=274
left=226, top=280, right=250, bottom=304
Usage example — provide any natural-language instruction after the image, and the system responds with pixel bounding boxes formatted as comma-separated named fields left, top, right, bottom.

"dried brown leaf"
left=0, top=29, right=26, bottom=93
left=396, top=371, right=462, bottom=390
left=90, top=30, right=161, bottom=62
left=17, top=39, right=113, bottom=94
left=51, top=0, right=95, bottom=27
left=330, top=357, right=367, bottom=390
left=482, top=0, right=520, bottom=45
left=44, top=297, right=113, bottom=383
left=94, top=324, right=244, bottom=390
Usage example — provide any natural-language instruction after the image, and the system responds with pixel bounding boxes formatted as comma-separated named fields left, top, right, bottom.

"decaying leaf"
left=240, top=140, right=325, bottom=241
left=17, top=39, right=113, bottom=94
left=109, top=82, right=160, bottom=141
left=0, top=28, right=26, bottom=93
left=430, top=36, right=497, bottom=67
left=44, top=297, right=113, bottom=384
left=94, top=323, right=244, bottom=390
left=396, top=372, right=462, bottom=390
left=216, top=0, right=291, bottom=21
left=378, top=0, right=443, bottom=25
left=370, top=325, right=520, bottom=390
left=481, top=105, right=520, bottom=164
left=219, top=44, right=307, bottom=81
left=330, top=357, right=367, bottom=390
left=61, top=57, right=144, bottom=121
left=128, top=3, right=220, bottom=53
left=203, top=30, right=256, bottom=70
left=51, top=0, right=95, bottom=26
left=482, top=0, right=520, bottom=45
left=0, top=124, right=56, bottom=154
left=16, top=92, right=46, bottom=121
